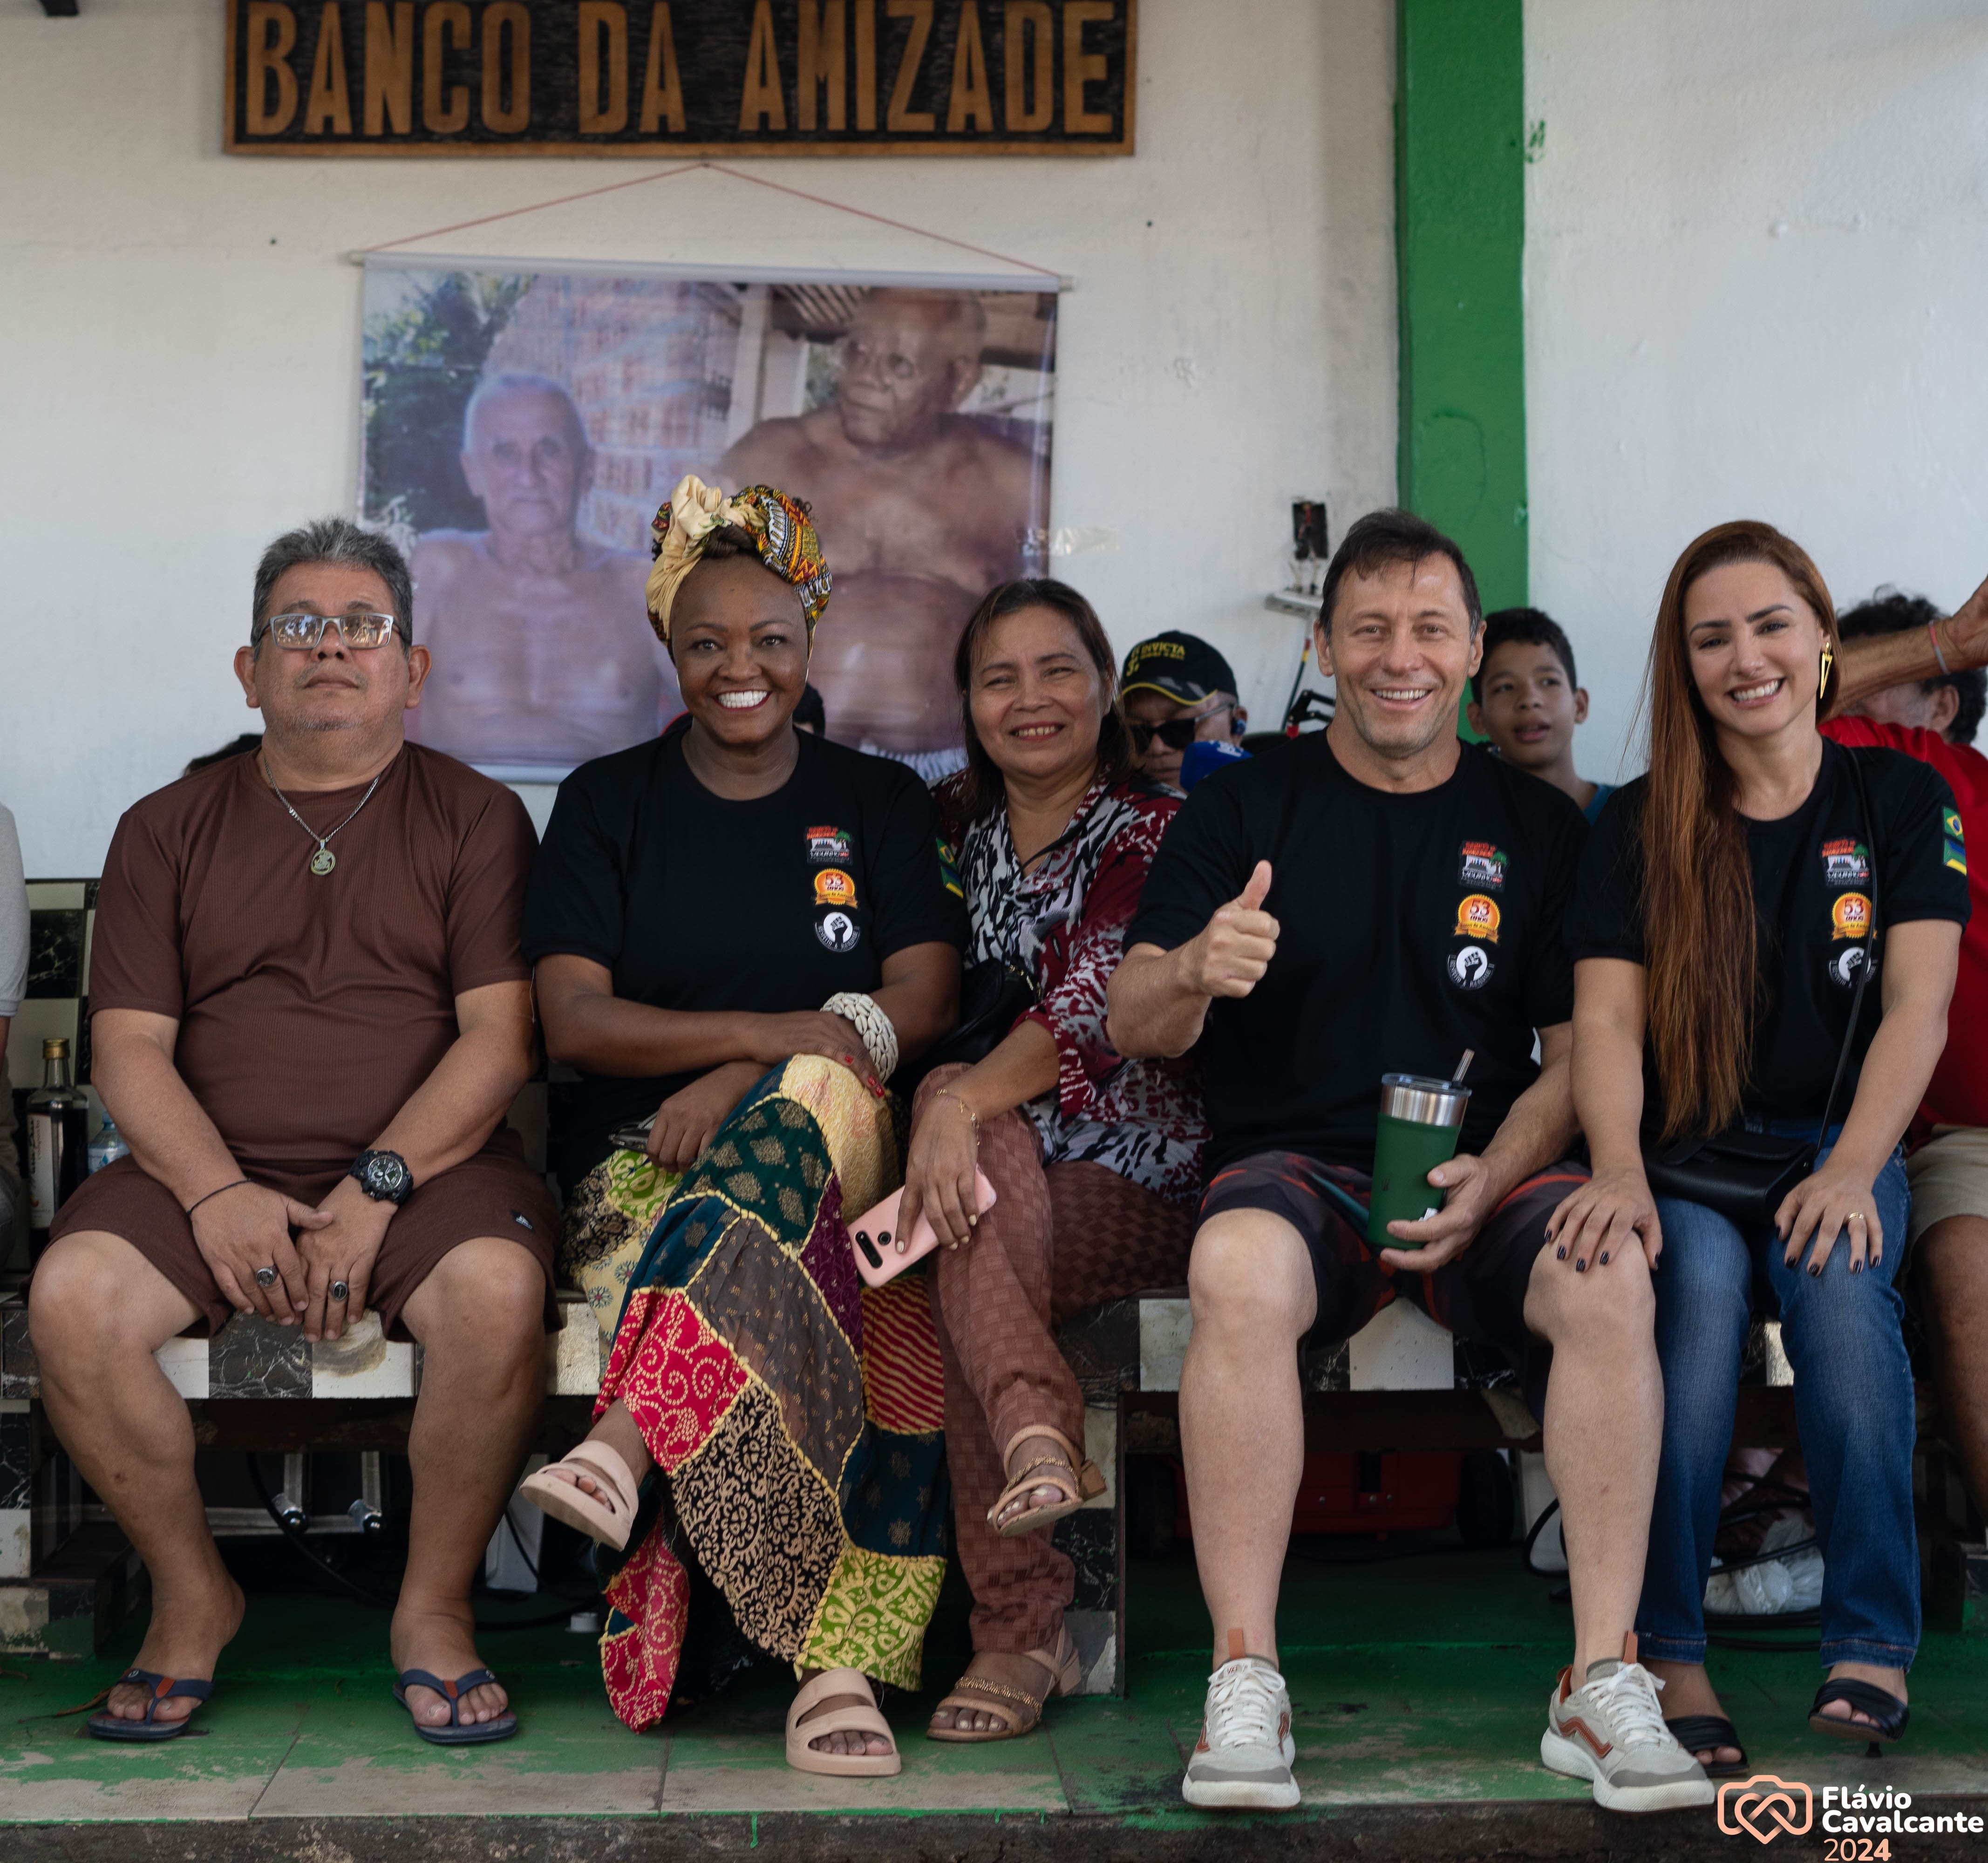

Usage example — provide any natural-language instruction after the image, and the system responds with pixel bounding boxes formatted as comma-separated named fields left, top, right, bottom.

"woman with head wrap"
left=516, top=478, right=965, bottom=1771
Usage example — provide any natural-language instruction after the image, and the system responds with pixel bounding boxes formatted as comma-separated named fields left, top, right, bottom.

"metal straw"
left=1451, top=1049, right=1475, bottom=1086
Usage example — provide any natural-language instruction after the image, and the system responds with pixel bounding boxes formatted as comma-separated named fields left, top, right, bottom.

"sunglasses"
left=1129, top=704, right=1232, bottom=753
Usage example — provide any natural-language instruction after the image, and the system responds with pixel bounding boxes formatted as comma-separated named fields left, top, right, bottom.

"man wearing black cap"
left=1120, top=632, right=1248, bottom=792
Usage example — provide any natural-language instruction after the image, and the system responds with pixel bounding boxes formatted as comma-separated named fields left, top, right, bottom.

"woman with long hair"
left=904, top=579, right=1207, bottom=1741
left=1549, top=522, right=1967, bottom=1766
left=514, top=478, right=965, bottom=1773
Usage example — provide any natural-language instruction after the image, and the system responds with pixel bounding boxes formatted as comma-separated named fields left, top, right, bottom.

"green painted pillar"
left=1395, top=0, right=1527, bottom=615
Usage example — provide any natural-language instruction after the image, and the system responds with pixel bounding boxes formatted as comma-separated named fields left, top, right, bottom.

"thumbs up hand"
left=1181, top=860, right=1280, bottom=999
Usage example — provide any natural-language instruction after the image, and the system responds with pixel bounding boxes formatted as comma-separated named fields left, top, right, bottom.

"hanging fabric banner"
left=359, top=256, right=1058, bottom=780
left=225, top=0, right=1136, bottom=157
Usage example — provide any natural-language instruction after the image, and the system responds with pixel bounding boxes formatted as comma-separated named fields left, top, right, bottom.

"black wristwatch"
left=350, top=1149, right=415, bottom=1206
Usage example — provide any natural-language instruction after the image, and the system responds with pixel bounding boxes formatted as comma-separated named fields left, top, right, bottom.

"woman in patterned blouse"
left=905, top=578, right=1209, bottom=1743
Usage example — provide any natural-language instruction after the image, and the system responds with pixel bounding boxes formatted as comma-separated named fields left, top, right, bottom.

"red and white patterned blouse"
left=937, top=774, right=1208, bottom=1204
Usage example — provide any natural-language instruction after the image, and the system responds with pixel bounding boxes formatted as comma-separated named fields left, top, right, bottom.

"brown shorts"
left=46, top=1130, right=560, bottom=1340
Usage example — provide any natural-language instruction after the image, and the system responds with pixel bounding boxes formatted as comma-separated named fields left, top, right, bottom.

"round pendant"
left=309, top=848, right=336, bottom=876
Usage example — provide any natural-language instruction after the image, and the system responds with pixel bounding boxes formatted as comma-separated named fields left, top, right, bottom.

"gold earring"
left=1818, top=645, right=1835, bottom=707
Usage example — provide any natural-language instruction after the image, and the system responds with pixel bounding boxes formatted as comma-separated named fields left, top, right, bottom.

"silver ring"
left=329, top=1281, right=349, bottom=1303
left=254, top=1265, right=278, bottom=1289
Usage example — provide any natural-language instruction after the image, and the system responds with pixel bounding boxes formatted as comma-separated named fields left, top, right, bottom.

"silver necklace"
left=264, top=757, right=385, bottom=876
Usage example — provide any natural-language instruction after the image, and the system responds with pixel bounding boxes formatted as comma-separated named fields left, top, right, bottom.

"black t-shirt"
left=1127, top=734, right=1588, bottom=1176
left=522, top=724, right=967, bottom=1183
left=1567, top=739, right=1969, bottom=1127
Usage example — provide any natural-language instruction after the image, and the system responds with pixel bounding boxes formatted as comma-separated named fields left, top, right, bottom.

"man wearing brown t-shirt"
left=30, top=518, right=557, bottom=1746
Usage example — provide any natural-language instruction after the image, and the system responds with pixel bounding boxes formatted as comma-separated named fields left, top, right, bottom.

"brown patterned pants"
left=916, top=1063, right=1195, bottom=1654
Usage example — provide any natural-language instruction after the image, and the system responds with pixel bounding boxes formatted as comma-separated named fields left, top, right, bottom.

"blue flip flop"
left=393, top=1666, right=519, bottom=1745
left=86, top=1668, right=214, bottom=1742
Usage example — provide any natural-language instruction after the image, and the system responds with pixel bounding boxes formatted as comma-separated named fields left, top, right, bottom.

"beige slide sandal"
left=988, top=1425, right=1105, bottom=1538
left=516, top=1441, right=640, bottom=1552
left=927, top=1625, right=1084, bottom=1742
left=785, top=1667, right=902, bottom=1777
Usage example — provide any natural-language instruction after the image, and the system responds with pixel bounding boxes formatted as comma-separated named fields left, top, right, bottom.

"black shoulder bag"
left=1640, top=752, right=1877, bottom=1227
left=896, top=957, right=1038, bottom=1095
left=898, top=806, right=1064, bottom=1093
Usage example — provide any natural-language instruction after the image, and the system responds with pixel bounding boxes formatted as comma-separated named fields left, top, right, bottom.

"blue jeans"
left=1637, top=1127, right=1918, bottom=1671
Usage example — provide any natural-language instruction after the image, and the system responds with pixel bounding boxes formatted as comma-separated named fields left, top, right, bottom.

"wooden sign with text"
left=224, top=0, right=1135, bottom=156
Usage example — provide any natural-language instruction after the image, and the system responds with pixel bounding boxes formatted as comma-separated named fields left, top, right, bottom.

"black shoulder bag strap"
left=1813, top=747, right=1880, bottom=1145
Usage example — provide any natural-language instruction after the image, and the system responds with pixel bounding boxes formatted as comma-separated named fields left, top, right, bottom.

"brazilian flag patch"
left=1943, top=807, right=1968, bottom=876
left=937, top=836, right=964, bottom=899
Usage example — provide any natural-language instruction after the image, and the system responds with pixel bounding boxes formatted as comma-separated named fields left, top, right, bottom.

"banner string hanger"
left=347, top=157, right=1069, bottom=287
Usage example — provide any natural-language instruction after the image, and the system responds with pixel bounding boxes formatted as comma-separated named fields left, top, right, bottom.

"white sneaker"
left=1181, top=1656, right=1300, bottom=1809
left=1540, top=1639, right=1715, bottom=1813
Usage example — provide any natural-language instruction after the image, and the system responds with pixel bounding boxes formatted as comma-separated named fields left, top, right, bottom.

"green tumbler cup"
left=1366, top=1073, right=1471, bottom=1248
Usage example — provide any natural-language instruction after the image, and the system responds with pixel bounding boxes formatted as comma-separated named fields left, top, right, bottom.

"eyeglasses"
left=1129, top=705, right=1232, bottom=753
left=254, top=612, right=400, bottom=651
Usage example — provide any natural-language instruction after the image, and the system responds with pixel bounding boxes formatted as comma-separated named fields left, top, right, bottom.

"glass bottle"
left=27, top=1037, right=89, bottom=1259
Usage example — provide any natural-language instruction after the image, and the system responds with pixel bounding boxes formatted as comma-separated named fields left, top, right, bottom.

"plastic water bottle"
left=88, top=1115, right=129, bottom=1175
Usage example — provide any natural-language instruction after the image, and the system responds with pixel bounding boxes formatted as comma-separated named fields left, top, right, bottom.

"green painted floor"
left=4, top=1542, right=1985, bottom=1824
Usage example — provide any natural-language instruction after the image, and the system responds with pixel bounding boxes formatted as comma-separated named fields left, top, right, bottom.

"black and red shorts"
left=1198, top=1150, right=1589, bottom=1404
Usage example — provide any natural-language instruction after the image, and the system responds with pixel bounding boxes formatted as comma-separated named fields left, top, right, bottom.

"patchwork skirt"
left=561, top=1056, right=949, bottom=1732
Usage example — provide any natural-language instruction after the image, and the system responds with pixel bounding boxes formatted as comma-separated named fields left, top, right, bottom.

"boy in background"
left=1467, top=608, right=1615, bottom=823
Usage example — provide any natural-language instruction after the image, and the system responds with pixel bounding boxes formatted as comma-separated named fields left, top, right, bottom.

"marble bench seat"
left=0, top=1284, right=1471, bottom=1680
left=0, top=1281, right=1801, bottom=1678
left=0, top=1287, right=604, bottom=1406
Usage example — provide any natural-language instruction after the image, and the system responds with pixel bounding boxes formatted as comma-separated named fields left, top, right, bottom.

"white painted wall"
left=1526, top=0, right=1988, bottom=784
left=0, top=0, right=1397, bottom=874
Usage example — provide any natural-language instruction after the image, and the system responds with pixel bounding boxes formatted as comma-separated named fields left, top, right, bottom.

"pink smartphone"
left=850, top=1173, right=999, bottom=1287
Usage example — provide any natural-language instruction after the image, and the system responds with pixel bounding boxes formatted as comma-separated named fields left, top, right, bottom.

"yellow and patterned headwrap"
left=644, top=474, right=832, bottom=645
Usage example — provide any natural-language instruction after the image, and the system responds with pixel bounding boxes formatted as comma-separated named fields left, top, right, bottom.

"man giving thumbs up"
left=1106, top=510, right=1705, bottom=1818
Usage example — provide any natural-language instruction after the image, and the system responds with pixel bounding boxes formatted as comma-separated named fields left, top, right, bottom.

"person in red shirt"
left=1829, top=577, right=1988, bottom=1518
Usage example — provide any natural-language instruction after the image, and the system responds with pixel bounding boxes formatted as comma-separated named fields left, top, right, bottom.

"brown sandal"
left=987, top=1425, right=1105, bottom=1538
left=926, top=1626, right=1084, bottom=1742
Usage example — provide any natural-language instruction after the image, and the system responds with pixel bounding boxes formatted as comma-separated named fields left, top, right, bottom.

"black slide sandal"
left=1809, top=1679, right=1909, bottom=1743
left=1666, top=1713, right=1749, bottom=1777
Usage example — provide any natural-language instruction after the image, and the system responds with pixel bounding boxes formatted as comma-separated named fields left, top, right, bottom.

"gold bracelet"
left=933, top=1088, right=980, bottom=1139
